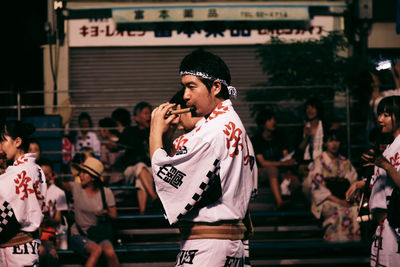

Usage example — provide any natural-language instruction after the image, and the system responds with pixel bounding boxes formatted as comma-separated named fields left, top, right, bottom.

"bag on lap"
left=85, top=187, right=115, bottom=243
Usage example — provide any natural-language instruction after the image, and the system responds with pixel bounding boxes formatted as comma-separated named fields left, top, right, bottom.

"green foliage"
left=256, top=31, right=359, bottom=87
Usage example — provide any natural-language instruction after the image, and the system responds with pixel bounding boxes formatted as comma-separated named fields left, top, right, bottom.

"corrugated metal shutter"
left=69, top=46, right=267, bottom=132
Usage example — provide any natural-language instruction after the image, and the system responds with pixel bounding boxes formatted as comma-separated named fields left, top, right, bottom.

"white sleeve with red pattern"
left=0, top=153, right=46, bottom=232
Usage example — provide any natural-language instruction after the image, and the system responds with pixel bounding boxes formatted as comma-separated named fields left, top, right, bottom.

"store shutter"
left=69, top=46, right=267, bottom=132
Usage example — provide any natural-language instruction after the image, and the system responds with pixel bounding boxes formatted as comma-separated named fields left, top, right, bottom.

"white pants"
left=123, top=162, right=151, bottom=190
left=370, top=219, right=400, bottom=267
left=0, top=239, right=40, bottom=267
left=176, top=239, right=246, bottom=267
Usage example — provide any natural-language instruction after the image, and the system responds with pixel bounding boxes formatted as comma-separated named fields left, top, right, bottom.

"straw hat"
left=78, top=157, right=104, bottom=179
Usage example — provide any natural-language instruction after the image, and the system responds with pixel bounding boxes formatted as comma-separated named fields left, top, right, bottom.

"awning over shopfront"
left=65, top=1, right=347, bottom=30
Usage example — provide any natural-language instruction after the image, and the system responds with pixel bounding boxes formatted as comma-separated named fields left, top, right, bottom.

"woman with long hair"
left=347, top=95, right=400, bottom=266
left=298, top=97, right=325, bottom=162
left=0, top=120, right=47, bottom=266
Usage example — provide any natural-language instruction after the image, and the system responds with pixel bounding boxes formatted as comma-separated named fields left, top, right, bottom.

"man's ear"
left=212, top=80, right=222, bottom=96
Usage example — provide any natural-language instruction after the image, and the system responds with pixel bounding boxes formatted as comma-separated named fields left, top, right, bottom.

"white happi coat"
left=0, top=153, right=47, bottom=235
left=369, top=135, right=400, bottom=267
left=152, top=100, right=257, bottom=225
left=369, top=136, right=400, bottom=212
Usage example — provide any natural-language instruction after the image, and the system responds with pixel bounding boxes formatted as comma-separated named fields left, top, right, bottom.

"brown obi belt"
left=0, top=230, right=40, bottom=248
left=178, top=220, right=246, bottom=240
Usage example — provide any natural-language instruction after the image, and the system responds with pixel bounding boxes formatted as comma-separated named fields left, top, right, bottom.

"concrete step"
left=58, top=240, right=369, bottom=266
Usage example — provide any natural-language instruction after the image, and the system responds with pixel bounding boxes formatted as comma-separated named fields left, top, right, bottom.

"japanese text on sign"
left=69, top=16, right=337, bottom=47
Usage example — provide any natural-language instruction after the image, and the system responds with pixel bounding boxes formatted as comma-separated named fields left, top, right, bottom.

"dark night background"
left=2, top=1, right=47, bottom=119
left=0, top=0, right=398, bottom=120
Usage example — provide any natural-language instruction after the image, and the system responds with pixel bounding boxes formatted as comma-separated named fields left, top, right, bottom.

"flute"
left=166, top=107, right=196, bottom=116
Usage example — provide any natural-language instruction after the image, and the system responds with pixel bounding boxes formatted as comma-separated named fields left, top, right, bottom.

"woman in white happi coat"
left=150, top=50, right=257, bottom=267
left=0, top=120, right=47, bottom=267
left=347, top=96, right=400, bottom=267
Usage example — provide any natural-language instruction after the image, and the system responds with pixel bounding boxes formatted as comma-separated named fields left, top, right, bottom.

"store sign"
left=68, top=16, right=336, bottom=47
left=112, top=4, right=309, bottom=24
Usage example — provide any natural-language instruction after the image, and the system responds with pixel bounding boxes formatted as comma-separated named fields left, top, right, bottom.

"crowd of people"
left=0, top=51, right=399, bottom=267
left=251, top=97, right=362, bottom=242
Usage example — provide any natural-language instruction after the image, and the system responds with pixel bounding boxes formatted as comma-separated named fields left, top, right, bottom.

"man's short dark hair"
left=111, top=108, right=131, bottom=127
left=36, top=157, right=53, bottom=170
left=99, top=117, right=119, bottom=136
left=179, top=49, right=231, bottom=99
left=256, top=109, right=275, bottom=129
left=134, top=102, right=152, bottom=116
left=78, top=112, right=93, bottom=127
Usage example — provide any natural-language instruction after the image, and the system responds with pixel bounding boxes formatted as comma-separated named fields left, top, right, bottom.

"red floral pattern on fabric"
left=62, top=137, right=73, bottom=163
left=223, top=122, right=243, bottom=158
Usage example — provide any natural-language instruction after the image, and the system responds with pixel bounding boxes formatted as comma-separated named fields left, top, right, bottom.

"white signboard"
left=68, top=16, right=336, bottom=47
left=112, top=5, right=309, bottom=24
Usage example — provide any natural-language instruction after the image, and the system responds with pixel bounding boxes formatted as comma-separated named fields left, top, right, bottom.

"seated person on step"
left=303, top=129, right=360, bottom=242
left=251, top=109, right=298, bottom=210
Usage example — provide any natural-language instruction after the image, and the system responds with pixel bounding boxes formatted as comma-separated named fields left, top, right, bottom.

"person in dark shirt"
left=112, top=105, right=159, bottom=214
left=252, top=109, right=297, bottom=209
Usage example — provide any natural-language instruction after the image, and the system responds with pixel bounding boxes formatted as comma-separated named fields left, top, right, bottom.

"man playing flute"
left=150, top=49, right=257, bottom=267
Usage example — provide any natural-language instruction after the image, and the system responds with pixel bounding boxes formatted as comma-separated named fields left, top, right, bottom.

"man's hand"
left=150, top=102, right=177, bottom=159
left=151, top=103, right=177, bottom=135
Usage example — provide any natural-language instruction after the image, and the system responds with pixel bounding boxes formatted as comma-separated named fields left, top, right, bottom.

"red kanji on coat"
left=390, top=152, right=400, bottom=168
left=223, top=122, right=243, bottom=158
left=174, top=135, right=189, bottom=151
left=208, top=103, right=229, bottom=121
left=14, top=170, right=34, bottom=200
left=14, top=155, right=28, bottom=166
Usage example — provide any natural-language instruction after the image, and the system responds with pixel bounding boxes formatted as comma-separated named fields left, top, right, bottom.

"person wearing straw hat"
left=63, top=157, right=119, bottom=267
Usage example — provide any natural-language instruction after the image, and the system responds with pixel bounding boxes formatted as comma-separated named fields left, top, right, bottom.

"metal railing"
left=2, top=86, right=366, bottom=163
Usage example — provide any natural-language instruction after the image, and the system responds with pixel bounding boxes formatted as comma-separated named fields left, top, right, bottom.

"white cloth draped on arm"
left=152, top=100, right=256, bottom=225
left=152, top=141, right=219, bottom=224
